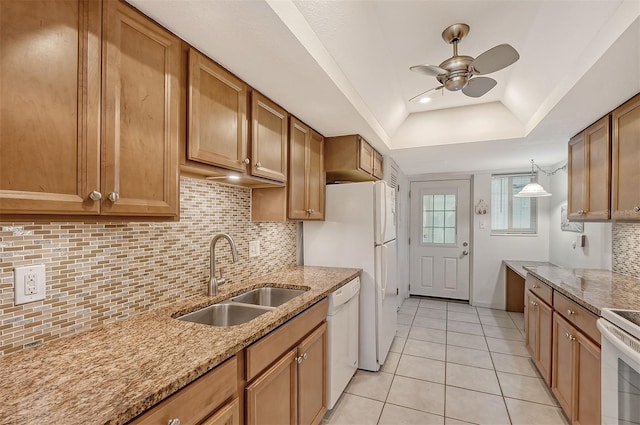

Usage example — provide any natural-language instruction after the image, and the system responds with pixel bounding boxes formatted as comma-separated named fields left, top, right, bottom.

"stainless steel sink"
left=178, top=303, right=273, bottom=327
left=231, top=287, right=306, bottom=307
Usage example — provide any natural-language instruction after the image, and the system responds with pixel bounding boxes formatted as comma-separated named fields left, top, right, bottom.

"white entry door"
left=409, top=180, right=470, bottom=300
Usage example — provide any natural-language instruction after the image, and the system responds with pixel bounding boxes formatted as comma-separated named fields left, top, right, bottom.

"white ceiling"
left=128, top=0, right=640, bottom=175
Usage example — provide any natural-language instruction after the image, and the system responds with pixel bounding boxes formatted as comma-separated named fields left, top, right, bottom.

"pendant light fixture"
left=514, top=159, right=566, bottom=198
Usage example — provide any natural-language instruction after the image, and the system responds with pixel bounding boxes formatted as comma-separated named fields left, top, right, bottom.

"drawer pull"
left=532, top=284, right=540, bottom=289
left=89, top=190, right=102, bottom=201
left=167, top=419, right=181, bottom=425
left=530, top=300, right=537, bottom=306
left=565, top=332, right=575, bottom=341
left=567, top=310, right=575, bottom=316
left=634, top=206, right=640, bottom=213
left=108, top=192, right=120, bottom=202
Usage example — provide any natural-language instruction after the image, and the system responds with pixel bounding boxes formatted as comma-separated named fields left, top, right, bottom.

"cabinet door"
left=289, top=117, right=310, bottom=220
left=567, top=132, right=586, bottom=220
left=358, top=138, right=374, bottom=175
left=102, top=0, right=179, bottom=216
left=584, top=116, right=611, bottom=219
left=298, top=323, right=327, bottom=425
left=612, top=94, right=640, bottom=220
left=373, top=151, right=384, bottom=180
left=246, top=348, right=297, bottom=425
left=525, top=291, right=536, bottom=358
left=188, top=48, right=248, bottom=173
left=552, top=312, right=574, bottom=418
left=573, top=332, right=600, bottom=425
left=201, top=398, right=240, bottom=425
left=537, top=298, right=553, bottom=385
left=251, top=92, right=287, bottom=182
left=306, top=130, right=325, bottom=220
left=0, top=0, right=101, bottom=215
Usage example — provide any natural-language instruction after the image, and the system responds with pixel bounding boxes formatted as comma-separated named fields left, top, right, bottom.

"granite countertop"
left=503, top=260, right=553, bottom=279
left=521, top=264, right=640, bottom=315
left=0, top=265, right=360, bottom=425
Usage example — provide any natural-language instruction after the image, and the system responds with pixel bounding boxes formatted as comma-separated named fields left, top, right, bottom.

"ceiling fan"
left=409, top=23, right=519, bottom=101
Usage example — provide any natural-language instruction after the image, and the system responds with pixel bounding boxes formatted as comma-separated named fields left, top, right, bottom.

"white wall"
left=471, top=173, right=551, bottom=309
left=547, top=162, right=612, bottom=269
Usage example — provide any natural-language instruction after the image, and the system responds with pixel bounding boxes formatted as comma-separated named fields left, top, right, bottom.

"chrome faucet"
left=208, top=233, right=239, bottom=296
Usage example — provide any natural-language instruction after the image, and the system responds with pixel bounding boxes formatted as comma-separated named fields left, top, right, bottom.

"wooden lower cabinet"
left=552, top=313, right=601, bottom=425
left=201, top=399, right=240, bottom=425
left=525, top=290, right=552, bottom=384
left=298, top=323, right=328, bottom=425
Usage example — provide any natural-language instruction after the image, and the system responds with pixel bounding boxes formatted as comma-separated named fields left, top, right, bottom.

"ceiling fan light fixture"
left=419, top=97, right=432, bottom=104
left=444, top=75, right=468, bottom=91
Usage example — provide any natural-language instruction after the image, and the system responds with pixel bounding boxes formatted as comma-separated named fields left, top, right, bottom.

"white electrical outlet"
left=15, top=264, right=46, bottom=305
left=249, top=240, right=261, bottom=258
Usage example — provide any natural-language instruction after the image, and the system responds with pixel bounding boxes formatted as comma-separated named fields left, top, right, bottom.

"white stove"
left=597, top=308, right=640, bottom=425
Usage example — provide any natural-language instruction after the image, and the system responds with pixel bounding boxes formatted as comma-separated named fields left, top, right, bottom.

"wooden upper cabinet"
left=568, top=116, right=611, bottom=221
left=0, top=0, right=102, bottom=215
left=101, top=0, right=180, bottom=217
left=612, top=93, right=640, bottom=220
left=325, top=135, right=382, bottom=183
left=251, top=92, right=288, bottom=182
left=306, top=130, right=325, bottom=221
left=187, top=48, right=248, bottom=173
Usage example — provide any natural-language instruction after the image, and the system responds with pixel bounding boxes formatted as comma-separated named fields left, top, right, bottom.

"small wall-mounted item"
left=475, top=199, right=488, bottom=215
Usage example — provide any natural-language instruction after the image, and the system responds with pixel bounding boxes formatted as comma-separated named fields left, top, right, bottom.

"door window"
left=422, top=194, right=456, bottom=244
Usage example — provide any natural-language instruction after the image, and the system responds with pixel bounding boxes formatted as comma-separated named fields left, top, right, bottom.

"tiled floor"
left=323, top=298, right=569, bottom=425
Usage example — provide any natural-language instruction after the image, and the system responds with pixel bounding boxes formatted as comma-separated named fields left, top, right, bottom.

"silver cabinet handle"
left=307, top=208, right=315, bottom=214
left=567, top=310, right=575, bottom=316
left=167, top=419, right=181, bottom=425
left=462, top=250, right=469, bottom=255
left=255, top=162, right=262, bottom=168
left=530, top=300, right=537, bottom=306
left=89, top=190, right=102, bottom=201
left=635, top=206, right=640, bottom=213
left=242, top=158, right=250, bottom=165
left=108, top=192, right=120, bottom=202
left=565, top=332, right=576, bottom=341
left=302, top=353, right=308, bottom=360
left=296, top=356, right=303, bottom=364
left=532, top=284, right=540, bottom=289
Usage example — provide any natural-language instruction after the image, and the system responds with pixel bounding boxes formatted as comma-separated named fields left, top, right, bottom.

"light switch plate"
left=15, top=264, right=46, bottom=305
left=249, top=240, right=260, bottom=258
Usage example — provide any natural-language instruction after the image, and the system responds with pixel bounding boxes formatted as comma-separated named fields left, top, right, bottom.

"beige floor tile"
left=505, top=398, right=569, bottom=425
left=400, top=305, right=418, bottom=315
left=445, top=386, right=510, bottom=425
left=447, top=303, right=477, bottom=314
left=397, top=324, right=410, bottom=338
left=345, top=370, right=394, bottom=401
left=447, top=311, right=480, bottom=324
left=479, top=315, right=517, bottom=328
left=403, top=339, right=446, bottom=361
left=482, top=324, right=525, bottom=341
left=477, top=307, right=511, bottom=318
left=497, top=372, right=559, bottom=406
left=444, top=418, right=476, bottom=425
left=398, top=313, right=414, bottom=325
left=413, top=316, right=447, bottom=330
left=408, top=326, right=447, bottom=344
left=403, top=298, right=421, bottom=306
left=446, top=345, right=494, bottom=369
left=486, top=337, right=530, bottom=357
left=396, top=354, right=446, bottom=384
left=447, top=331, right=488, bottom=351
left=416, top=307, right=448, bottom=320
left=446, top=363, right=502, bottom=395
left=390, top=336, right=407, bottom=353
left=446, top=320, right=484, bottom=336
left=382, top=351, right=401, bottom=374
left=325, top=393, right=383, bottom=425
left=420, top=299, right=448, bottom=310
left=491, top=352, right=539, bottom=377
left=387, top=376, right=446, bottom=415
left=379, top=403, right=445, bottom=425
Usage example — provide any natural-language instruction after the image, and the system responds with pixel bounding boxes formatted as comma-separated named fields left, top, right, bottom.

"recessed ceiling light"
left=419, top=97, right=431, bottom=104
left=228, top=175, right=241, bottom=181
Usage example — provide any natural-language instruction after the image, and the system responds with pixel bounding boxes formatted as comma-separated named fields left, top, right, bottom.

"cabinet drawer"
left=130, top=356, right=237, bottom=424
left=553, top=292, right=600, bottom=344
left=525, top=274, right=553, bottom=305
left=246, top=298, right=328, bottom=381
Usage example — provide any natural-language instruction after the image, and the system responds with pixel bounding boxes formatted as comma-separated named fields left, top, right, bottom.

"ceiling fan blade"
left=470, top=44, right=519, bottom=75
left=408, top=85, right=444, bottom=102
left=409, top=64, right=447, bottom=76
left=462, top=77, right=497, bottom=98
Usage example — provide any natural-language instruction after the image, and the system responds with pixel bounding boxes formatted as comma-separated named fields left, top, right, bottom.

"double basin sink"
left=178, top=287, right=306, bottom=327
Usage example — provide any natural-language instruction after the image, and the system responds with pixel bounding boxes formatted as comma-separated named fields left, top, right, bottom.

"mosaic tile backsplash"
left=612, top=222, right=640, bottom=280
left=0, top=177, right=297, bottom=356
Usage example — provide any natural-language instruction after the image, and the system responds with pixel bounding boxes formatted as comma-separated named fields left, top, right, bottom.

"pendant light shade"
left=515, top=159, right=553, bottom=198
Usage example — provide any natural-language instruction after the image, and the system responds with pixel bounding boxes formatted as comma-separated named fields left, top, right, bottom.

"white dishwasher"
left=327, top=276, right=360, bottom=410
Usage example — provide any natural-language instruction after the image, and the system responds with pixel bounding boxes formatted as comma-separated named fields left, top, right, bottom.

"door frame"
left=408, top=174, right=474, bottom=303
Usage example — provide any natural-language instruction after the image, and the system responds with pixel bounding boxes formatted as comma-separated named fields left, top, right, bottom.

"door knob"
left=462, top=250, right=469, bottom=255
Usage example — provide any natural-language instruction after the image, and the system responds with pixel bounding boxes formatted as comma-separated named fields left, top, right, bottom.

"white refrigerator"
left=304, top=181, right=398, bottom=371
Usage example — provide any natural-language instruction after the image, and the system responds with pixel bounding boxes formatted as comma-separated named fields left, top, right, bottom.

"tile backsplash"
left=612, top=222, right=640, bottom=280
left=0, top=177, right=297, bottom=356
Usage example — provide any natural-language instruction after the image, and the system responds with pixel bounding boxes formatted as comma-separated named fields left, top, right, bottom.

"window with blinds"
left=491, top=174, right=537, bottom=234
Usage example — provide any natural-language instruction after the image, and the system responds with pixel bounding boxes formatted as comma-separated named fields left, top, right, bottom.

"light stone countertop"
left=0, top=265, right=361, bottom=425
left=503, top=260, right=553, bottom=279
left=521, top=264, right=640, bottom=315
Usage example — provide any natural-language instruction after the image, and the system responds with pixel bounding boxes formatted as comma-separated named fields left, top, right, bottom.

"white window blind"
left=491, top=174, right=537, bottom=234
